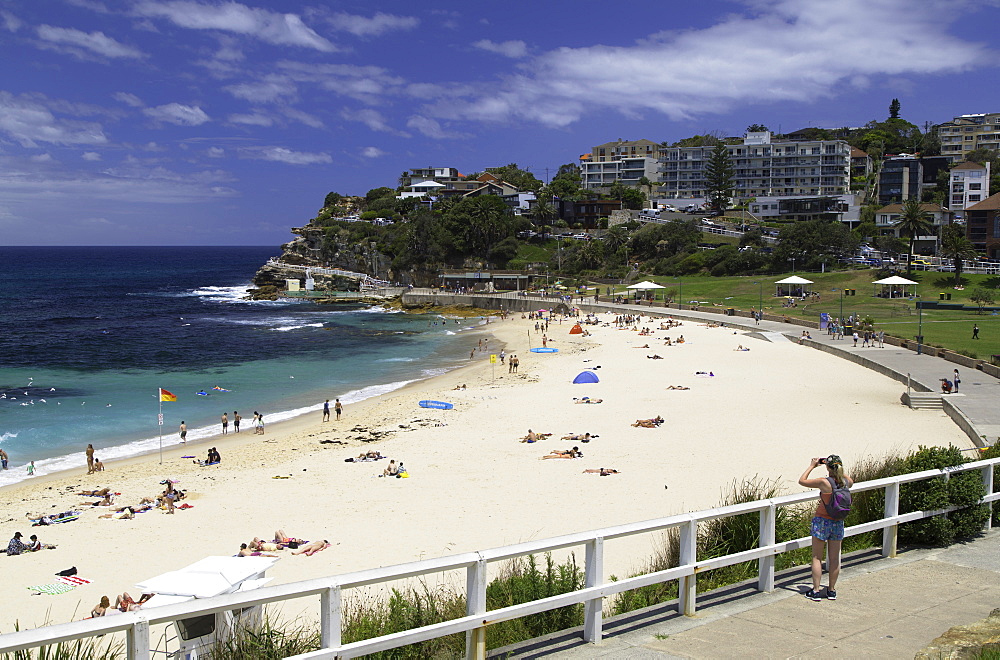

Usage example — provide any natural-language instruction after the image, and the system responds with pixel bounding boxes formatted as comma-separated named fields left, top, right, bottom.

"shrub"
left=203, top=614, right=320, bottom=660
left=897, top=445, right=988, bottom=546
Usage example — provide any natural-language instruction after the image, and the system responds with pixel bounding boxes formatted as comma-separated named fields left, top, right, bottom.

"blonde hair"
left=826, top=454, right=847, bottom=487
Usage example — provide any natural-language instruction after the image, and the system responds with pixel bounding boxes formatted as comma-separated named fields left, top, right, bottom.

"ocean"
left=0, top=246, right=480, bottom=487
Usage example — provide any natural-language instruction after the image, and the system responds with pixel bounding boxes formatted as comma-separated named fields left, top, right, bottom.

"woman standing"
left=798, top=455, right=852, bottom=601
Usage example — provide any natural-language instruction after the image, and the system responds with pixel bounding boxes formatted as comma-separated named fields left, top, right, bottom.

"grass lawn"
left=604, top=269, right=1000, bottom=360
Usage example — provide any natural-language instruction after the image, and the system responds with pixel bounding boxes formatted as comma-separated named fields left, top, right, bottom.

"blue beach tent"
left=572, top=371, right=600, bottom=384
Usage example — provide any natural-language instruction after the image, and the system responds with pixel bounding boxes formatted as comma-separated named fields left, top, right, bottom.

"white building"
left=659, top=131, right=851, bottom=200
left=580, top=157, right=659, bottom=189
left=949, top=161, right=992, bottom=215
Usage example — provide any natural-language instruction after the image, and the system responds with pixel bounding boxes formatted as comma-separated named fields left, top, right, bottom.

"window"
left=969, top=195, right=981, bottom=202
left=970, top=183, right=982, bottom=190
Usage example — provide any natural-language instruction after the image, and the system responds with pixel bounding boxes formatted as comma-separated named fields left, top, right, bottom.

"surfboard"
left=530, top=347, right=559, bottom=353
left=419, top=400, right=454, bottom=410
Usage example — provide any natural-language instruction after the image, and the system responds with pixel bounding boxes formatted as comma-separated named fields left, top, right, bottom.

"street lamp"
left=916, top=300, right=923, bottom=355
left=674, top=276, right=683, bottom=311
left=753, top=281, right=762, bottom=322
left=789, top=257, right=796, bottom=273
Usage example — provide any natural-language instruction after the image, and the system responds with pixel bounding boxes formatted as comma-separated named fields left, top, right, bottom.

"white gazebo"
left=774, top=275, right=814, bottom=298
left=627, top=280, right=666, bottom=302
left=872, top=275, right=918, bottom=299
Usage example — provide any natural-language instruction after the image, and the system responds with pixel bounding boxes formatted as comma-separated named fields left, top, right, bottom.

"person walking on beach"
left=86, top=443, right=95, bottom=474
left=27, top=461, right=35, bottom=476
left=179, top=421, right=187, bottom=443
left=511, top=355, right=519, bottom=373
left=256, top=412, right=264, bottom=435
left=0, top=448, right=8, bottom=470
left=799, top=455, right=852, bottom=601
left=335, top=398, right=343, bottom=421
left=233, top=411, right=241, bottom=433
left=323, top=399, right=330, bottom=422
left=973, top=324, right=980, bottom=339
left=221, top=412, right=229, bottom=435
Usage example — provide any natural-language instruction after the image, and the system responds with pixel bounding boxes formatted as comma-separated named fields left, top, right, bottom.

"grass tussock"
left=0, top=621, right=123, bottom=660
left=202, top=615, right=320, bottom=660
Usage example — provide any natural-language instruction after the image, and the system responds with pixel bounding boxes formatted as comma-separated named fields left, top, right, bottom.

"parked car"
left=910, top=258, right=932, bottom=267
left=572, top=233, right=590, bottom=240
left=516, top=230, right=537, bottom=238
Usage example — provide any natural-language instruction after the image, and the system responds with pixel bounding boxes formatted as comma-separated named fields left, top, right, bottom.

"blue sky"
left=2, top=0, right=999, bottom=246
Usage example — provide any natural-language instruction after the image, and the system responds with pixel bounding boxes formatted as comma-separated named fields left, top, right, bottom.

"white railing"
left=265, top=259, right=391, bottom=289
left=1, top=459, right=997, bottom=659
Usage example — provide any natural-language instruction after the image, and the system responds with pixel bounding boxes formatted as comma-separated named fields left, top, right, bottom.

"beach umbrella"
left=573, top=371, right=599, bottom=384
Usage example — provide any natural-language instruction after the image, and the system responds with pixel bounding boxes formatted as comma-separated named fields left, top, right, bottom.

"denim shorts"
left=811, top=516, right=845, bottom=542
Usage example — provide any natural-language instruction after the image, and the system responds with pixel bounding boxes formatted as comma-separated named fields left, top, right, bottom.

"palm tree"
left=940, top=223, right=977, bottom=286
left=894, top=199, right=933, bottom=275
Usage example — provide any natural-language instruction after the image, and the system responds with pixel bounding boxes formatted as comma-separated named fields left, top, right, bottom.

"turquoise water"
left=0, top=247, right=482, bottom=487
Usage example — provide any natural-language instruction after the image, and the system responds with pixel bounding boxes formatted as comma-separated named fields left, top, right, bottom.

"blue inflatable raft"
left=419, top=400, right=454, bottom=410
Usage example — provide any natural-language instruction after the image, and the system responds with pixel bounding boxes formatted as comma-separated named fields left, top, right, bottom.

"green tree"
left=772, top=219, right=859, bottom=270
left=323, top=191, right=343, bottom=208
left=704, top=143, right=735, bottom=213
left=484, top=163, right=543, bottom=192
left=531, top=197, right=558, bottom=231
left=889, top=98, right=901, bottom=119
left=894, top=199, right=934, bottom=274
left=746, top=124, right=769, bottom=133
left=970, top=288, right=995, bottom=315
left=874, top=235, right=907, bottom=262
left=365, top=187, right=396, bottom=203
left=603, top=225, right=629, bottom=262
left=940, top=223, right=977, bottom=286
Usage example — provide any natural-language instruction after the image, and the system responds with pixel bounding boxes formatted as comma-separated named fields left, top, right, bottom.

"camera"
left=817, top=458, right=827, bottom=465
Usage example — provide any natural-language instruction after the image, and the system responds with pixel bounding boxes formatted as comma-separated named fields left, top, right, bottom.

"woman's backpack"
left=825, top=477, right=852, bottom=520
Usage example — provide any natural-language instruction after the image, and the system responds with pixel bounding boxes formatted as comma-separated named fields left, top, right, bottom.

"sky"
left=2, top=0, right=999, bottom=246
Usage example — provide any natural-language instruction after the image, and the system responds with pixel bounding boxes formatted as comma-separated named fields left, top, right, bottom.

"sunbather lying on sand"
left=561, top=433, right=595, bottom=442
left=347, top=450, right=385, bottom=462
left=520, top=430, right=552, bottom=443
left=99, top=506, right=137, bottom=519
left=238, top=543, right=278, bottom=557
left=583, top=468, right=620, bottom=476
left=647, top=354, right=663, bottom=359
left=573, top=398, right=603, bottom=404
left=666, top=385, right=690, bottom=390
left=77, top=487, right=112, bottom=497
left=79, top=494, right=115, bottom=507
left=632, top=416, right=664, bottom=428
left=734, top=345, right=750, bottom=351
left=291, top=540, right=330, bottom=556
left=270, top=530, right=307, bottom=548
left=695, top=371, right=715, bottom=377
left=115, top=592, right=153, bottom=612
left=542, top=447, right=582, bottom=459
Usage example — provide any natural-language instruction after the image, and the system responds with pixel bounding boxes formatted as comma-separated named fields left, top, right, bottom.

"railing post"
left=882, top=481, right=900, bottom=558
left=983, top=464, right=995, bottom=532
left=465, top=555, right=488, bottom=660
left=583, top=537, right=604, bottom=643
left=127, top=617, right=150, bottom=660
left=678, top=518, right=698, bottom=616
left=758, top=503, right=776, bottom=592
left=320, top=585, right=342, bottom=650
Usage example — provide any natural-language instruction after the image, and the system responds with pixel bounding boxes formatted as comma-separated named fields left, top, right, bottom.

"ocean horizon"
left=0, top=246, right=481, bottom=487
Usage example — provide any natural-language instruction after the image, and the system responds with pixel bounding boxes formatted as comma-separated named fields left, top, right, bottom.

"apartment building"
left=876, top=155, right=950, bottom=206
left=658, top=131, right=851, bottom=201
left=875, top=202, right=952, bottom=254
left=965, top=192, right=1000, bottom=257
left=949, top=161, right=992, bottom=214
left=580, top=139, right=659, bottom=190
left=937, top=113, right=1000, bottom=164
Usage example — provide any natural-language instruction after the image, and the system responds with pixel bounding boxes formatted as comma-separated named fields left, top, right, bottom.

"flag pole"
left=158, top=389, right=163, bottom=465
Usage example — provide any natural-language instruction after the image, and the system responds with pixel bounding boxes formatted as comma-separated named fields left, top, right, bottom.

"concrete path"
left=495, top=531, right=1000, bottom=659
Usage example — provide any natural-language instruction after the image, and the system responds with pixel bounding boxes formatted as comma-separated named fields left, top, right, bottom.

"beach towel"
left=28, top=583, right=75, bottom=595
left=56, top=575, right=92, bottom=587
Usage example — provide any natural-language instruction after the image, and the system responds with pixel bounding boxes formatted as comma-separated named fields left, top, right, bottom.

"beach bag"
left=825, top=478, right=852, bottom=521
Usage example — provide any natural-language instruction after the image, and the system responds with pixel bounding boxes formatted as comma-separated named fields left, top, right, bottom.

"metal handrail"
left=1, top=459, right=996, bottom=660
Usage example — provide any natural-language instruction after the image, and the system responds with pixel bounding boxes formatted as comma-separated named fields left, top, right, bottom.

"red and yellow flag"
left=159, top=388, right=177, bottom=402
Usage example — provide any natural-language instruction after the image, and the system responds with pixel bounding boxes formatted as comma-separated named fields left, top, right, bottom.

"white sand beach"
left=0, top=310, right=973, bottom=632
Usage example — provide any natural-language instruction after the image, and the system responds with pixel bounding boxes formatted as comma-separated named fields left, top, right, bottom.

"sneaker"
left=804, top=589, right=823, bottom=601
left=826, top=589, right=837, bottom=601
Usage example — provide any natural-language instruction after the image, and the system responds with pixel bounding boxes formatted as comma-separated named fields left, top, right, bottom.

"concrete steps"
left=905, top=392, right=944, bottom=410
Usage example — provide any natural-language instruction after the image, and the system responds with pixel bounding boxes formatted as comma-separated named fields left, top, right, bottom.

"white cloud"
left=228, top=112, right=273, bottom=126
left=472, top=39, right=527, bottom=59
left=326, top=12, right=418, bottom=37
left=241, top=146, right=332, bottom=165
left=406, top=115, right=463, bottom=139
left=344, top=108, right=393, bottom=133
left=1, top=10, right=23, bottom=32
left=429, top=0, right=991, bottom=128
left=0, top=92, right=108, bottom=146
left=113, top=92, right=144, bottom=107
left=206, top=146, right=225, bottom=158
left=82, top=152, right=102, bottom=161
left=31, top=153, right=54, bottom=163
left=143, top=103, right=210, bottom=126
left=224, top=76, right=297, bottom=102
left=134, top=0, right=337, bottom=52
left=360, top=146, right=386, bottom=158
left=282, top=108, right=323, bottom=129
left=276, top=61, right=406, bottom=103
left=37, top=25, right=145, bottom=59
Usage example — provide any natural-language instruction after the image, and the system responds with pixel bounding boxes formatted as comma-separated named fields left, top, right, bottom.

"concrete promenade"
left=427, top=294, right=1000, bottom=659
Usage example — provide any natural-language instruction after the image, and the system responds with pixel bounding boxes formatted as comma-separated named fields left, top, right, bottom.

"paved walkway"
left=482, top=298, right=1000, bottom=659
left=499, top=531, right=1000, bottom=659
